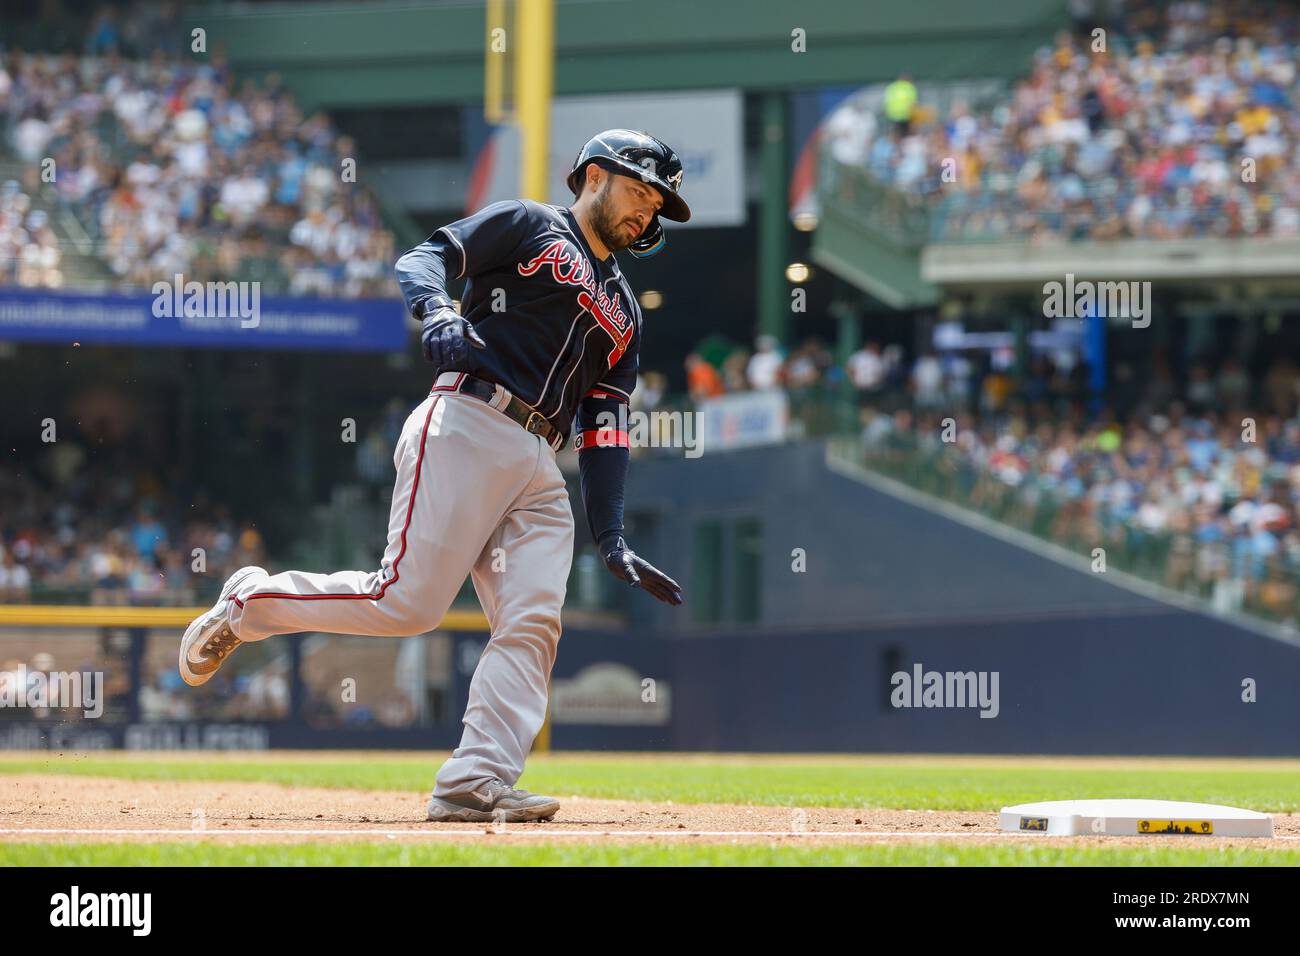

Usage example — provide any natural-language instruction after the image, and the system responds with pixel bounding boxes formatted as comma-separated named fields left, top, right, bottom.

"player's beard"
left=589, top=178, right=638, bottom=252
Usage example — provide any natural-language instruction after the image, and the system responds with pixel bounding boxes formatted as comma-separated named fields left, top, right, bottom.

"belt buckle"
left=523, top=410, right=547, bottom=434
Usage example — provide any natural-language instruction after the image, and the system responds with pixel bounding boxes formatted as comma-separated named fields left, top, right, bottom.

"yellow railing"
left=0, top=605, right=489, bottom=630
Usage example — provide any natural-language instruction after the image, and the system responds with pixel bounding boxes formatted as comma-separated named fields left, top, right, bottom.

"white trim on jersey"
left=535, top=305, right=587, bottom=409
left=549, top=273, right=632, bottom=416
left=435, top=226, right=468, bottom=280
left=550, top=324, right=600, bottom=418
left=590, top=381, right=632, bottom=403
left=528, top=215, right=590, bottom=409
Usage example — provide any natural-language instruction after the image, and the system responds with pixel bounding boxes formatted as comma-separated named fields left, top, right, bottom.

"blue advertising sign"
left=0, top=286, right=411, bottom=353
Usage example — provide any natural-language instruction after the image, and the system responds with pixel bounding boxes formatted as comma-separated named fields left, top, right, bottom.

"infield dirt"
left=2, top=774, right=1296, bottom=849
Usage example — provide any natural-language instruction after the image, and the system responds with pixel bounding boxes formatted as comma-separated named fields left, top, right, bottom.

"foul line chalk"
left=0, top=827, right=1293, bottom=840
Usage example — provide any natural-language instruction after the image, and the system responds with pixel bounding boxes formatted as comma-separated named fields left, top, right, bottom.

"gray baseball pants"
left=225, top=372, right=574, bottom=797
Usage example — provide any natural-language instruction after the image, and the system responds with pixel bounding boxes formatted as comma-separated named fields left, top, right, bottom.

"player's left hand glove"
left=598, top=532, right=683, bottom=606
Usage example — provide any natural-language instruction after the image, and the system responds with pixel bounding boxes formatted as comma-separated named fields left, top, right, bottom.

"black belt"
left=444, top=374, right=564, bottom=450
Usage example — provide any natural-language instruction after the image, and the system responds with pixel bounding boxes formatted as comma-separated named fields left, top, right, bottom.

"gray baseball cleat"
left=426, top=778, right=561, bottom=822
left=178, top=565, right=267, bottom=687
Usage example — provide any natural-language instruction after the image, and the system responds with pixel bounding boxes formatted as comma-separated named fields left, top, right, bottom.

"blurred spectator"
left=129, top=503, right=167, bottom=558
left=721, top=347, right=751, bottom=392
left=0, top=183, right=64, bottom=288
left=685, top=352, right=724, bottom=402
left=0, top=546, right=32, bottom=601
left=847, top=341, right=887, bottom=405
left=825, top=98, right=876, bottom=166
left=883, top=74, right=918, bottom=137
left=911, top=352, right=945, bottom=409
left=784, top=338, right=833, bottom=389
left=746, top=335, right=785, bottom=390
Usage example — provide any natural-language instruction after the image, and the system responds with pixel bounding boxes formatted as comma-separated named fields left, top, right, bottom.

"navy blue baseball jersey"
left=395, top=199, right=641, bottom=444
left=395, top=198, right=643, bottom=546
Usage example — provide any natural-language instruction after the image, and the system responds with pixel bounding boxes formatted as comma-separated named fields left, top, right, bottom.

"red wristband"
left=575, top=428, right=630, bottom=450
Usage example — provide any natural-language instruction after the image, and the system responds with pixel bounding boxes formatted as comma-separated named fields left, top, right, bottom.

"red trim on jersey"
left=576, top=289, right=633, bottom=367
left=575, top=428, right=630, bottom=451
left=234, top=396, right=443, bottom=608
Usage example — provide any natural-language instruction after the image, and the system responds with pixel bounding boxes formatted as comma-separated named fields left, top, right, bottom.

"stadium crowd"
left=681, top=334, right=898, bottom=401
left=0, top=181, right=63, bottom=288
left=0, top=43, right=396, bottom=298
left=0, top=649, right=131, bottom=722
left=0, top=462, right=267, bottom=605
left=858, top=355, right=1300, bottom=623
left=824, top=0, right=1300, bottom=241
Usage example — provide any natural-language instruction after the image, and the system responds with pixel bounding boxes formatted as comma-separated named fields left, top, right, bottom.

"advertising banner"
left=469, top=90, right=744, bottom=227
left=0, top=287, right=409, bottom=353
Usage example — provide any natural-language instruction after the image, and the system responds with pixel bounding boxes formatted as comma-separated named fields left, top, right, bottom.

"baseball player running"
left=179, top=130, right=689, bottom=822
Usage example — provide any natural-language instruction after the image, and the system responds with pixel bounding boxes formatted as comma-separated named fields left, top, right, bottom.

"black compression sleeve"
left=578, top=442, right=630, bottom=546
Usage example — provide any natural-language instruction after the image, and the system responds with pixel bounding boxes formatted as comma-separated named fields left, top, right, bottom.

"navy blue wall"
left=12, top=611, right=1293, bottom=754
left=550, top=612, right=1300, bottom=756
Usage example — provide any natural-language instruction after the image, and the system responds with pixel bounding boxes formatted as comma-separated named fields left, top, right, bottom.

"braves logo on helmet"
left=638, top=155, right=685, bottom=194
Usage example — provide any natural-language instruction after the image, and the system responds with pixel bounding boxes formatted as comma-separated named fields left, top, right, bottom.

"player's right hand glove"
left=421, top=306, right=486, bottom=367
left=598, top=532, right=684, bottom=606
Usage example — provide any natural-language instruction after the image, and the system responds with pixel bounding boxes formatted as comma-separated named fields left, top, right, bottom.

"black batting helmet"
left=567, top=129, right=690, bottom=258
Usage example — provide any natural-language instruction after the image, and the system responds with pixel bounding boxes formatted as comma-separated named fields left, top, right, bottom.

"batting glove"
left=421, top=306, right=486, bottom=367
left=598, top=532, right=684, bottom=606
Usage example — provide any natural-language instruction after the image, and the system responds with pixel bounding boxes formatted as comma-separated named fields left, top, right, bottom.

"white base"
left=999, top=799, right=1274, bottom=838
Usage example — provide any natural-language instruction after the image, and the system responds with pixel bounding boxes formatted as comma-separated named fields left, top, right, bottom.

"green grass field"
left=1, top=752, right=1296, bottom=866
left=5, top=751, right=1300, bottom=811
left=1, top=842, right=1294, bottom=866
